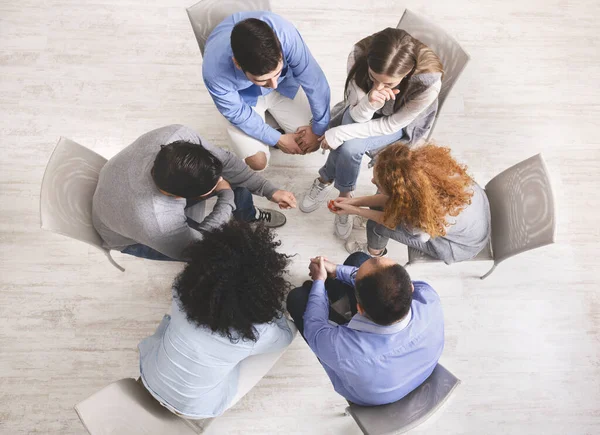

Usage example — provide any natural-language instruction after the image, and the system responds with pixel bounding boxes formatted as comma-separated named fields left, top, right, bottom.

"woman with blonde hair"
left=300, top=28, right=443, bottom=240
left=331, top=143, right=491, bottom=264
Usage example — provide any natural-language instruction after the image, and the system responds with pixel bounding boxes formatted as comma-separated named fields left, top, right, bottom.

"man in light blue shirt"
left=286, top=252, right=444, bottom=406
left=202, top=11, right=331, bottom=170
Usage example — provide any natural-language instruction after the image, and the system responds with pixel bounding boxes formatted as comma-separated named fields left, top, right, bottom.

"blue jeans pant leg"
left=318, top=109, right=405, bottom=193
left=120, top=244, right=179, bottom=261
left=366, top=219, right=438, bottom=258
left=232, top=187, right=257, bottom=222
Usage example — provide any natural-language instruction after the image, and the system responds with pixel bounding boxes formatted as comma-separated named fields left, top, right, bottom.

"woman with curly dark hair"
left=138, top=221, right=296, bottom=419
left=331, top=142, right=491, bottom=264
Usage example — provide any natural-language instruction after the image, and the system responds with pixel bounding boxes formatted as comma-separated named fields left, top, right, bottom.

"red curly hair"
left=374, top=143, right=474, bottom=237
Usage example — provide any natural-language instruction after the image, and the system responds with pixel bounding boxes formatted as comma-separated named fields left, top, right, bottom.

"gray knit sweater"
left=92, top=125, right=278, bottom=260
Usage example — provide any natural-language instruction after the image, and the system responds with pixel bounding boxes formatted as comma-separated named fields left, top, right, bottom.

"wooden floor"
left=1, top=0, right=599, bottom=434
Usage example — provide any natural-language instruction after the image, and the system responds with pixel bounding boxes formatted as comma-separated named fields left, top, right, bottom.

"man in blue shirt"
left=202, top=11, right=331, bottom=171
left=286, top=252, right=444, bottom=406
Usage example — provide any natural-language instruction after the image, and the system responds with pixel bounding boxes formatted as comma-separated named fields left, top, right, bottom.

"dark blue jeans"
left=286, top=252, right=371, bottom=336
left=121, top=187, right=257, bottom=261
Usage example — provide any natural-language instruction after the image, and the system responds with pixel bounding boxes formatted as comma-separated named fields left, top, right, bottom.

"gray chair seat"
left=75, top=378, right=202, bottom=434
left=40, top=137, right=124, bottom=271
left=346, top=364, right=460, bottom=435
left=407, top=241, right=493, bottom=264
left=405, top=154, right=556, bottom=279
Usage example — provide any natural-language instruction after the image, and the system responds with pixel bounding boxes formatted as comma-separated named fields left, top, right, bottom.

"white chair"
left=405, top=154, right=557, bottom=279
left=40, top=137, right=124, bottom=272
left=345, top=364, right=460, bottom=435
left=397, top=9, right=470, bottom=140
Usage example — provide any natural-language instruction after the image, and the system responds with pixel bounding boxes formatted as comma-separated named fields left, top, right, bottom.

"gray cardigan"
left=92, top=125, right=278, bottom=260
left=329, top=72, right=440, bottom=147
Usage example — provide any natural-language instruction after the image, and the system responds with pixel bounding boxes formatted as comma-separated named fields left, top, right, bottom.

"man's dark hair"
left=231, top=18, right=282, bottom=76
left=175, top=221, right=291, bottom=342
left=355, top=264, right=413, bottom=325
left=152, top=140, right=223, bottom=198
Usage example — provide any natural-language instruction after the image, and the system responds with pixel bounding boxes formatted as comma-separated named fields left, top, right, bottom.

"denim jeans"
left=121, top=187, right=257, bottom=261
left=318, top=109, right=405, bottom=193
left=366, top=219, right=439, bottom=259
left=286, top=252, right=371, bottom=338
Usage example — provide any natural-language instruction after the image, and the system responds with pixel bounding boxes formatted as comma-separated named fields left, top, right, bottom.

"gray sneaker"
left=251, top=207, right=286, bottom=228
left=300, top=178, right=334, bottom=213
left=353, top=215, right=367, bottom=229
left=334, top=214, right=353, bottom=239
left=345, top=239, right=387, bottom=256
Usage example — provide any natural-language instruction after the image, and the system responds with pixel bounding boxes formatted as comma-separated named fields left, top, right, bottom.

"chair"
left=405, top=154, right=557, bottom=279
left=40, top=137, right=125, bottom=272
left=74, top=378, right=202, bottom=434
left=345, top=364, right=460, bottom=435
left=186, top=0, right=281, bottom=130
left=397, top=9, right=470, bottom=139
left=186, top=0, right=272, bottom=56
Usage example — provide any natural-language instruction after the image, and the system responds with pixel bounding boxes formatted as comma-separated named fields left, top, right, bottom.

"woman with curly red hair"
left=331, top=142, right=491, bottom=264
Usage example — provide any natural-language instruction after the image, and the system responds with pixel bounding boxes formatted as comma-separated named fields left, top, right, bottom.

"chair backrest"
left=40, top=137, right=107, bottom=249
left=485, top=153, right=556, bottom=265
left=397, top=9, right=470, bottom=113
left=187, top=0, right=272, bottom=56
left=75, top=378, right=198, bottom=435
left=346, top=364, right=460, bottom=435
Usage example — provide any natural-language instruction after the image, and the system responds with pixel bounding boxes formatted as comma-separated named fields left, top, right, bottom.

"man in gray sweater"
left=92, top=125, right=296, bottom=261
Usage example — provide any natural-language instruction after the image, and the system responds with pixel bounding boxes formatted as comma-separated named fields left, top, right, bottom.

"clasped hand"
left=308, top=256, right=337, bottom=281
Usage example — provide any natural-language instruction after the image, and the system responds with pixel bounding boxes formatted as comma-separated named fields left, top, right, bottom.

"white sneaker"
left=345, top=239, right=388, bottom=256
left=334, top=214, right=353, bottom=239
left=353, top=215, right=367, bottom=229
left=300, top=178, right=334, bottom=213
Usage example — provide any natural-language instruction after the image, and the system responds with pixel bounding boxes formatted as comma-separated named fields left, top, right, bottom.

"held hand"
left=329, top=198, right=360, bottom=216
left=214, top=177, right=231, bottom=192
left=308, top=256, right=328, bottom=281
left=333, top=196, right=359, bottom=207
left=310, top=256, right=336, bottom=278
left=270, top=190, right=297, bottom=210
left=295, top=126, right=320, bottom=153
left=368, top=87, right=400, bottom=106
left=318, top=135, right=332, bottom=152
left=277, top=133, right=304, bottom=155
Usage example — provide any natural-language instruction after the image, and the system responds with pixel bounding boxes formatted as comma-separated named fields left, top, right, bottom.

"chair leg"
left=182, top=417, right=214, bottom=434
left=106, top=251, right=125, bottom=272
left=480, top=264, right=496, bottom=280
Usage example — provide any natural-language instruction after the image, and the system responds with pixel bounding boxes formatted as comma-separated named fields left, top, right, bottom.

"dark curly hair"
left=175, top=221, right=291, bottom=343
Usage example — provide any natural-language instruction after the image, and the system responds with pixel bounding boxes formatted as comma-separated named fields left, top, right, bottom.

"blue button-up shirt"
left=202, top=11, right=331, bottom=146
left=304, top=266, right=445, bottom=406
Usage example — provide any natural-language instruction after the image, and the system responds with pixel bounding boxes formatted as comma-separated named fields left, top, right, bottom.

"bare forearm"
left=354, top=208, right=385, bottom=225
left=353, top=194, right=388, bottom=208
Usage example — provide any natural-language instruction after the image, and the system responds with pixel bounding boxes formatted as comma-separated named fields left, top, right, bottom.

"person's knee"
left=244, top=152, right=268, bottom=171
left=345, top=252, right=371, bottom=266
left=286, top=286, right=309, bottom=315
left=366, top=218, right=379, bottom=233
left=338, top=139, right=367, bottom=163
